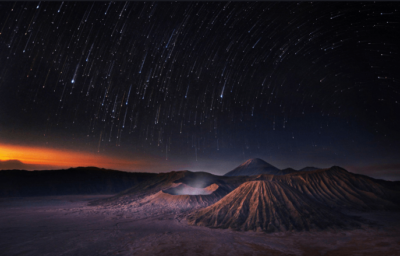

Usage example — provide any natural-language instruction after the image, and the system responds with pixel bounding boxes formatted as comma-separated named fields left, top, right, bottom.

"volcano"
left=224, top=158, right=289, bottom=177
left=124, top=183, right=223, bottom=214
left=187, top=180, right=360, bottom=232
left=89, top=170, right=251, bottom=216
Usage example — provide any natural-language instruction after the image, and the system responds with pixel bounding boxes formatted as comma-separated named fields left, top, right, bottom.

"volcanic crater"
left=162, top=183, right=219, bottom=196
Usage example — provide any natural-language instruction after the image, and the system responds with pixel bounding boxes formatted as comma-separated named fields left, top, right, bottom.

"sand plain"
left=1, top=195, right=400, bottom=256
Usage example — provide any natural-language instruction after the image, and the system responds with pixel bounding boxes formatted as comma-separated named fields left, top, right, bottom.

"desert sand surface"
left=1, top=195, right=400, bottom=256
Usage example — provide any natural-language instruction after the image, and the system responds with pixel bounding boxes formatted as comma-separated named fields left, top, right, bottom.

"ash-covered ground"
left=1, top=195, right=400, bottom=256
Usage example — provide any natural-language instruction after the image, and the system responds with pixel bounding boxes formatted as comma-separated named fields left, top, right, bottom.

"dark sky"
left=0, top=2, right=399, bottom=180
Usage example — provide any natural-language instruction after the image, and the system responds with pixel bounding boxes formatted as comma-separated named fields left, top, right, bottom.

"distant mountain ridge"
left=0, top=167, right=158, bottom=197
left=281, top=167, right=321, bottom=172
left=298, top=167, right=320, bottom=172
left=224, top=158, right=322, bottom=177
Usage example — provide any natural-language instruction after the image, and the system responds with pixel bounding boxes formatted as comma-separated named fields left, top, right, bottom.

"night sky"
left=0, top=1, right=399, bottom=180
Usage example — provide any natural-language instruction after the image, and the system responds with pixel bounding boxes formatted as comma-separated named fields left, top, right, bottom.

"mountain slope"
left=187, top=180, right=359, bottom=232
left=224, top=158, right=286, bottom=177
left=268, top=166, right=400, bottom=210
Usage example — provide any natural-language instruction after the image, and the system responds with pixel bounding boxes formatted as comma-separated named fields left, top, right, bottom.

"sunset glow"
left=0, top=144, right=140, bottom=170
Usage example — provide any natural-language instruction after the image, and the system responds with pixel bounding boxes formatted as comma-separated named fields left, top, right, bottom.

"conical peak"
left=241, top=158, right=270, bottom=167
left=224, top=158, right=280, bottom=176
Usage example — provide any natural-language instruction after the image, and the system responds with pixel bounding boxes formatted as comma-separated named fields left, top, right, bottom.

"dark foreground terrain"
left=1, top=195, right=400, bottom=256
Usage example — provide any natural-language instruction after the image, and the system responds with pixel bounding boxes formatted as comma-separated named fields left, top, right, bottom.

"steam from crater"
left=163, top=183, right=218, bottom=196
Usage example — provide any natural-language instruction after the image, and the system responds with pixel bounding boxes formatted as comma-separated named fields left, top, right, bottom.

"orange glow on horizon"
left=0, top=143, right=141, bottom=170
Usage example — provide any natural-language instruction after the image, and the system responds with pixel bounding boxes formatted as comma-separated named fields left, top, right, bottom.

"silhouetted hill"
left=0, top=160, right=27, bottom=170
left=0, top=167, right=157, bottom=197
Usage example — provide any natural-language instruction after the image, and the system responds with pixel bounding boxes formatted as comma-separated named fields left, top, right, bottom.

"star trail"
left=0, top=2, right=399, bottom=178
